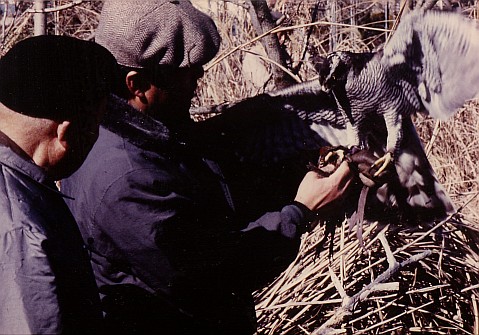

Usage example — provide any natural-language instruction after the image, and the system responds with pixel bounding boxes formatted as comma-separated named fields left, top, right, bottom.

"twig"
left=206, top=19, right=391, bottom=71
left=461, top=283, right=479, bottom=293
left=240, top=49, right=302, bottom=83
left=258, top=298, right=343, bottom=311
left=425, top=120, right=441, bottom=157
left=205, top=22, right=283, bottom=71
left=348, top=298, right=399, bottom=325
left=357, top=295, right=471, bottom=334
left=273, top=20, right=391, bottom=35
left=385, top=0, right=408, bottom=45
left=27, top=0, right=83, bottom=13
left=2, top=1, right=7, bottom=40
left=312, top=232, right=432, bottom=334
left=466, top=271, right=479, bottom=334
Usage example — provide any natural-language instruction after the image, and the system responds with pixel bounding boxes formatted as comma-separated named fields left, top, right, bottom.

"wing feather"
left=382, top=10, right=479, bottom=119
left=375, top=117, right=455, bottom=220
left=190, top=80, right=346, bottom=165
left=190, top=80, right=453, bottom=221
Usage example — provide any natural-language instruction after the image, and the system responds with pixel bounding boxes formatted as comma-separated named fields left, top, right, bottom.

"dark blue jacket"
left=61, top=95, right=310, bottom=334
left=0, top=137, right=102, bottom=334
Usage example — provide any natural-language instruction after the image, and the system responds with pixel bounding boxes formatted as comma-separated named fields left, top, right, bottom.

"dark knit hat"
left=95, top=0, right=221, bottom=69
left=0, top=35, right=117, bottom=120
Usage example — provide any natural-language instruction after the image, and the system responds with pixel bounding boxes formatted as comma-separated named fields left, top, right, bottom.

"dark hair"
left=0, top=35, right=118, bottom=120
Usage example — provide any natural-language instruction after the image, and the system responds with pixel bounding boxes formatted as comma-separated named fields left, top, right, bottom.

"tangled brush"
left=254, top=213, right=479, bottom=334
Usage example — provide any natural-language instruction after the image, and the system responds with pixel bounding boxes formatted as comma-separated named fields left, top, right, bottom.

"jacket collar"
left=0, top=131, right=48, bottom=184
left=102, top=94, right=176, bottom=151
left=0, top=137, right=67, bottom=197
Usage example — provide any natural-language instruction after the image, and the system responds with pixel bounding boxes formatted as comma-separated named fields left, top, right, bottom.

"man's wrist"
left=291, top=201, right=317, bottom=232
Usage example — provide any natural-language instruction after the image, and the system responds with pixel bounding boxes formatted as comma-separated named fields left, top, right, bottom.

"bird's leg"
left=322, top=117, right=362, bottom=165
left=346, top=121, right=361, bottom=150
left=371, top=110, right=403, bottom=177
left=330, top=88, right=362, bottom=162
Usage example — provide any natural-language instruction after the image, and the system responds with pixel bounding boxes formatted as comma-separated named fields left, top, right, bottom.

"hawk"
left=315, top=10, right=479, bottom=174
left=189, top=9, right=479, bottom=224
left=190, top=81, right=452, bottom=224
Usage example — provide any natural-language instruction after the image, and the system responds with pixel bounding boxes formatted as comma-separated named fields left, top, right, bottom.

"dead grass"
left=195, top=1, right=479, bottom=333
left=4, top=1, right=479, bottom=333
left=254, top=216, right=479, bottom=334
left=197, top=0, right=479, bottom=223
left=416, top=101, right=479, bottom=221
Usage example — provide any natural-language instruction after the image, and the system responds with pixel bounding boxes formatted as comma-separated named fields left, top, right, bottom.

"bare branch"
left=245, top=0, right=294, bottom=88
left=312, top=232, right=432, bottom=334
left=27, top=0, right=83, bottom=14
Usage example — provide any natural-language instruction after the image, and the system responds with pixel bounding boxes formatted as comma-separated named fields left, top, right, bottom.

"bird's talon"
left=371, top=152, right=392, bottom=177
left=323, top=151, right=334, bottom=164
left=323, top=148, right=345, bottom=165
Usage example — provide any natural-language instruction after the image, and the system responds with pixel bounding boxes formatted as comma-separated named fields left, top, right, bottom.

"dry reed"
left=196, top=1, right=479, bottom=333
left=254, top=215, right=479, bottom=334
left=4, top=1, right=479, bottom=333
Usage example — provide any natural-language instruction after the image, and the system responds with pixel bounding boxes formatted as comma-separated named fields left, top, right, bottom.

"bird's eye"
left=332, top=75, right=336, bottom=80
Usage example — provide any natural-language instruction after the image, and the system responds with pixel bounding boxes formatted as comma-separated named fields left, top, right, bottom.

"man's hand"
left=294, top=161, right=353, bottom=215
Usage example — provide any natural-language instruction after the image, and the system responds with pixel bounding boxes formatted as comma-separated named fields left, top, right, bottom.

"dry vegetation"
left=196, top=1, right=479, bottom=333
left=0, top=1, right=101, bottom=53
left=3, top=0, right=479, bottom=333
left=196, top=0, right=479, bottom=221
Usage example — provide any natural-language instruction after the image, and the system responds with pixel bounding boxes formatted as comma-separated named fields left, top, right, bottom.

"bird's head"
left=314, top=51, right=352, bottom=93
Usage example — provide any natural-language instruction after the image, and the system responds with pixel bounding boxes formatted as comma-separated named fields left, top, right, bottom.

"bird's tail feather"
left=375, top=117, right=454, bottom=221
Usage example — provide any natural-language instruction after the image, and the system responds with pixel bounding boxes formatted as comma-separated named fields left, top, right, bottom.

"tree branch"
left=312, top=231, right=432, bottom=334
left=27, top=0, right=83, bottom=14
left=245, top=0, right=294, bottom=89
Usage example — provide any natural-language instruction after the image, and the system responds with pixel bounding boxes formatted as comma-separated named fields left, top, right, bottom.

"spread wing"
left=190, top=81, right=347, bottom=165
left=190, top=80, right=454, bottom=222
left=190, top=82, right=347, bottom=222
left=382, top=10, right=479, bottom=119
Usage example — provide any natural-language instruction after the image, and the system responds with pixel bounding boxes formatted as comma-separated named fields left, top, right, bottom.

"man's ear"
left=44, top=120, right=72, bottom=170
left=56, top=120, right=72, bottom=152
left=125, top=71, right=150, bottom=99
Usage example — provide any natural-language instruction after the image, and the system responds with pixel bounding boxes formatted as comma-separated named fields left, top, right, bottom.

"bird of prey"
left=189, top=9, right=479, bottom=224
left=315, top=10, right=479, bottom=175
left=190, top=81, right=452, bottom=225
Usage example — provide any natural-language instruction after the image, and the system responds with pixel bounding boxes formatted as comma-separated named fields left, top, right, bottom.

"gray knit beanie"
left=96, top=0, right=221, bottom=69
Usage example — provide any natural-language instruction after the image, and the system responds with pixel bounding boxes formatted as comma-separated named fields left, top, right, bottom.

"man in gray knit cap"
left=62, top=1, right=353, bottom=334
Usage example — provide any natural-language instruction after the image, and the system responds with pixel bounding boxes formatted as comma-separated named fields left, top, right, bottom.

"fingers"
left=334, top=160, right=352, bottom=177
left=328, top=161, right=353, bottom=193
left=294, top=161, right=354, bottom=212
